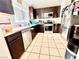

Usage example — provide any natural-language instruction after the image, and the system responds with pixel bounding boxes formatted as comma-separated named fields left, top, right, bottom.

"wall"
left=0, top=28, right=12, bottom=59
left=11, top=0, right=31, bottom=29
left=22, top=0, right=30, bottom=19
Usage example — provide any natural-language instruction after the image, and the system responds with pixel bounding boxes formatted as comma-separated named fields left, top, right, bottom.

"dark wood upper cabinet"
left=36, top=6, right=60, bottom=18
left=53, top=24, right=61, bottom=33
left=0, top=0, right=14, bottom=14
left=29, top=7, right=37, bottom=19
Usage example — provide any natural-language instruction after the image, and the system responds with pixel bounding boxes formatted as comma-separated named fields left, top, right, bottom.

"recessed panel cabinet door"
left=22, top=31, right=30, bottom=50
left=9, top=37, right=24, bottom=59
left=0, top=0, right=14, bottom=14
left=5, top=32, right=25, bottom=59
left=22, top=30, right=32, bottom=50
left=26, top=31, right=32, bottom=43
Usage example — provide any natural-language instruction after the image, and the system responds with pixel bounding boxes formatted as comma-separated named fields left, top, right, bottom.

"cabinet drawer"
left=5, top=32, right=22, bottom=42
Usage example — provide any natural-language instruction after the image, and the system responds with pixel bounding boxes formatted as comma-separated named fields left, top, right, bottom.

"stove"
left=44, top=20, right=53, bottom=33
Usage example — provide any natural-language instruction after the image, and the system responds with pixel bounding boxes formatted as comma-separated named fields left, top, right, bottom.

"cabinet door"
left=22, top=30, right=32, bottom=50
left=9, top=37, right=24, bottom=59
left=26, top=31, right=32, bottom=43
left=31, top=26, right=37, bottom=40
left=53, top=24, right=57, bottom=33
left=57, top=24, right=61, bottom=33
left=5, top=32, right=25, bottom=59
left=22, top=32, right=30, bottom=50
left=40, top=25, right=44, bottom=33
left=31, top=29, right=36, bottom=40
left=53, top=24, right=61, bottom=33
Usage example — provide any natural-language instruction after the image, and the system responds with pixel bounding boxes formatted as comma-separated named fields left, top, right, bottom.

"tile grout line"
left=25, top=33, right=66, bottom=59
left=38, top=33, right=44, bottom=59
left=24, top=34, right=40, bottom=59
left=47, top=34, right=51, bottom=59
left=27, top=33, right=41, bottom=59
left=53, top=34, right=64, bottom=58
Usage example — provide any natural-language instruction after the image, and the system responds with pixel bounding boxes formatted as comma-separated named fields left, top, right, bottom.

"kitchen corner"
left=1, top=0, right=79, bottom=59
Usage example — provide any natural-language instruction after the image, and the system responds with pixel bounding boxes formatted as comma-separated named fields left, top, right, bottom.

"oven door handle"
left=67, top=48, right=76, bottom=56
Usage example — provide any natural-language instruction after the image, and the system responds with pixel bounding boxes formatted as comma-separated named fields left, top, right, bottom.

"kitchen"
left=0, top=0, right=79, bottom=59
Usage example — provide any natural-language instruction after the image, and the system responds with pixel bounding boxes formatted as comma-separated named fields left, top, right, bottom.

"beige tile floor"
left=20, top=33, right=67, bottom=59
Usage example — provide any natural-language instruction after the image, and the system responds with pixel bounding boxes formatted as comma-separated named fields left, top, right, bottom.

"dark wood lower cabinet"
left=31, top=28, right=37, bottom=40
left=31, top=25, right=44, bottom=40
left=5, top=31, right=25, bottom=59
left=35, top=25, right=44, bottom=33
left=53, top=24, right=61, bottom=33
left=38, top=25, right=44, bottom=33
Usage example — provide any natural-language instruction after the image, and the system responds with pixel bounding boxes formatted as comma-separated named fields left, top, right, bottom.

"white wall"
left=25, top=0, right=61, bottom=9
left=22, top=0, right=30, bottom=19
left=0, top=28, right=12, bottom=59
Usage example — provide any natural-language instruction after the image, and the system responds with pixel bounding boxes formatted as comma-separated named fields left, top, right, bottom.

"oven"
left=44, top=20, right=53, bottom=33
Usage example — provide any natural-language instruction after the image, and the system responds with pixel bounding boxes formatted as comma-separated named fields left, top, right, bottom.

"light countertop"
left=35, top=18, right=61, bottom=24
left=4, top=24, right=34, bottom=37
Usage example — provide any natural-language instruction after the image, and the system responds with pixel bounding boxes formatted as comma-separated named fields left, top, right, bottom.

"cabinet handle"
left=30, top=28, right=34, bottom=30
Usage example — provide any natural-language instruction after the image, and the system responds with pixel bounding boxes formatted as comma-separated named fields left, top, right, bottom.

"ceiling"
left=25, top=0, right=61, bottom=9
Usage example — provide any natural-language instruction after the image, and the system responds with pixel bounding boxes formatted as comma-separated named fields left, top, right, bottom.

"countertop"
left=4, top=24, right=35, bottom=37
left=35, top=18, right=61, bottom=24
left=4, top=20, right=61, bottom=37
